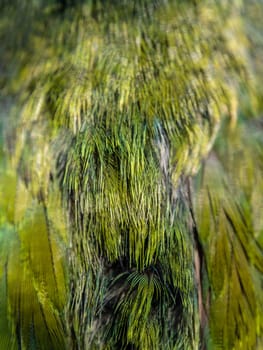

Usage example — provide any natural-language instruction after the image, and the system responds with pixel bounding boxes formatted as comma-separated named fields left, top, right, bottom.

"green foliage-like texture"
left=0, top=0, right=262, bottom=349
left=195, top=121, right=263, bottom=349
